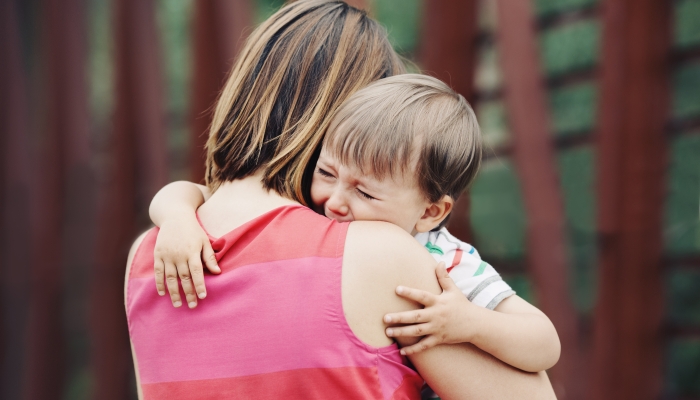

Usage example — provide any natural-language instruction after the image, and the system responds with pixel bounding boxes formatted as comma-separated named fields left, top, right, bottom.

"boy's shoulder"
left=414, top=227, right=515, bottom=310
left=414, top=227, right=480, bottom=261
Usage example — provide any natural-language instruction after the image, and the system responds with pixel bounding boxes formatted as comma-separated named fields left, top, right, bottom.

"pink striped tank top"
left=126, top=205, right=423, bottom=399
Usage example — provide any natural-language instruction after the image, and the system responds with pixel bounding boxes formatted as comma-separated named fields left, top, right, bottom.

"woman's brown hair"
left=205, top=0, right=405, bottom=205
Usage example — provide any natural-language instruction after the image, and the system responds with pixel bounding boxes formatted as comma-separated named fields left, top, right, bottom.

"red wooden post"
left=495, top=1, right=582, bottom=398
left=418, top=0, right=479, bottom=242
left=591, top=0, right=671, bottom=398
left=0, top=1, right=33, bottom=398
left=90, top=0, right=167, bottom=397
left=189, top=0, right=253, bottom=182
left=344, top=0, right=369, bottom=11
left=21, top=0, right=92, bottom=397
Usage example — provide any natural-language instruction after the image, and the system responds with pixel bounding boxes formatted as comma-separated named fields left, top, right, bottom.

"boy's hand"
left=383, top=262, right=479, bottom=355
left=153, top=215, right=221, bottom=308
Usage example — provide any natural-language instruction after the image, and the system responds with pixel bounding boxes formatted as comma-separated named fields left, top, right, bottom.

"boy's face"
left=310, top=147, right=431, bottom=235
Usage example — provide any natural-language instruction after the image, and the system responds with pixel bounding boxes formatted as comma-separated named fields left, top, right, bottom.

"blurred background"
left=0, top=0, right=698, bottom=398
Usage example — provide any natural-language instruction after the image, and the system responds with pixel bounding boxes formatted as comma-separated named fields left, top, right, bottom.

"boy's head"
left=310, top=74, right=482, bottom=234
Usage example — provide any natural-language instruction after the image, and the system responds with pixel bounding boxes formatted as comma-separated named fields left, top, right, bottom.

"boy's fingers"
left=176, top=262, right=198, bottom=309
left=399, top=336, right=440, bottom=356
left=435, top=262, right=459, bottom=293
left=385, top=323, right=434, bottom=339
left=188, top=256, right=207, bottom=299
left=395, top=286, right=436, bottom=306
left=384, top=309, right=430, bottom=324
left=154, top=259, right=166, bottom=296
left=164, top=262, right=182, bottom=307
left=202, top=241, right=221, bottom=274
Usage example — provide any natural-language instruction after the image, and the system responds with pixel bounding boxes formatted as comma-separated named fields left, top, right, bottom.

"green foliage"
left=539, top=20, right=600, bottom=77
left=156, top=0, right=193, bottom=114
left=666, top=338, right=700, bottom=396
left=474, top=44, right=502, bottom=93
left=502, top=273, right=535, bottom=304
left=675, top=0, right=700, bottom=49
left=534, top=0, right=598, bottom=17
left=558, top=147, right=597, bottom=313
left=156, top=0, right=194, bottom=180
left=469, top=158, right=527, bottom=261
left=673, top=63, right=700, bottom=119
left=88, top=0, right=113, bottom=130
left=665, top=133, right=700, bottom=255
left=254, top=0, right=286, bottom=24
left=64, top=368, right=93, bottom=400
left=549, top=82, right=597, bottom=137
left=665, top=269, right=700, bottom=398
left=667, top=269, right=700, bottom=327
left=477, top=100, right=509, bottom=148
left=373, top=0, right=422, bottom=55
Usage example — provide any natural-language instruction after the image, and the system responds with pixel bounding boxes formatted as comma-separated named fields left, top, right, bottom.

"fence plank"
left=90, top=0, right=167, bottom=397
left=591, top=0, right=672, bottom=398
left=418, top=0, right=479, bottom=243
left=189, top=0, right=252, bottom=182
left=495, top=1, right=583, bottom=398
left=0, top=1, right=33, bottom=398
left=22, top=0, right=92, bottom=397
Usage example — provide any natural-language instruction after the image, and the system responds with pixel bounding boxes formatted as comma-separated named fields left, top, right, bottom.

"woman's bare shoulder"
left=345, top=221, right=441, bottom=289
left=341, top=221, right=441, bottom=347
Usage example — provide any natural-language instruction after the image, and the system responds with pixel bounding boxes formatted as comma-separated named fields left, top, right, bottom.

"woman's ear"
left=415, top=195, right=454, bottom=233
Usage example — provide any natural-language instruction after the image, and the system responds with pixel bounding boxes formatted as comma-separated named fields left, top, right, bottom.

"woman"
left=125, top=1, right=556, bottom=398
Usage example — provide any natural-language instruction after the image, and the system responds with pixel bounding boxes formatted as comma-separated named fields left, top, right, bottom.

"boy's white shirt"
left=414, top=227, right=516, bottom=400
left=413, top=227, right=515, bottom=310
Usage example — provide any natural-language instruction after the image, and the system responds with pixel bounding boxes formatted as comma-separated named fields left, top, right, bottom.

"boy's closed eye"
left=317, top=168, right=335, bottom=178
left=356, top=188, right=376, bottom=200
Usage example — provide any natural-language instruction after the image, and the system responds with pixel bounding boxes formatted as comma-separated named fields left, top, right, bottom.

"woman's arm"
left=149, top=181, right=220, bottom=308
left=343, top=222, right=557, bottom=399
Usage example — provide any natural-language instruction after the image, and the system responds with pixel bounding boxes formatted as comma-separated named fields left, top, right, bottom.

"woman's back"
left=126, top=204, right=423, bottom=399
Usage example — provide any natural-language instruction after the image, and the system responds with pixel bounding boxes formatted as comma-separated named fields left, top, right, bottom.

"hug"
left=125, top=1, right=559, bottom=398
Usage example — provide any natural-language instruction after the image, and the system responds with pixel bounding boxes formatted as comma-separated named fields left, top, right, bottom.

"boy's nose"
left=326, top=192, right=349, bottom=217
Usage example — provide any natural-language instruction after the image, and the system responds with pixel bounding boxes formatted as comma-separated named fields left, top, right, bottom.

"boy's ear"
left=415, top=195, right=454, bottom=233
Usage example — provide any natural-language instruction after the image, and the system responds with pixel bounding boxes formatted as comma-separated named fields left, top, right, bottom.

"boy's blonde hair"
left=324, top=74, right=482, bottom=203
left=205, top=0, right=405, bottom=205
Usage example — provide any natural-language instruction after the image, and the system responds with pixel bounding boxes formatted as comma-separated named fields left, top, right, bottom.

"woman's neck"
left=197, top=172, right=300, bottom=237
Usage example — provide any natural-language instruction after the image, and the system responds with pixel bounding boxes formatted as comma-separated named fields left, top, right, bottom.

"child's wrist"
left=157, top=209, right=199, bottom=229
left=460, top=302, right=488, bottom=344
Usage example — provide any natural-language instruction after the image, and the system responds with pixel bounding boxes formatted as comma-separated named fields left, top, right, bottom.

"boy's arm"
left=480, top=294, right=561, bottom=371
left=386, top=231, right=560, bottom=372
left=385, top=269, right=560, bottom=372
left=149, top=181, right=220, bottom=308
left=149, top=181, right=211, bottom=226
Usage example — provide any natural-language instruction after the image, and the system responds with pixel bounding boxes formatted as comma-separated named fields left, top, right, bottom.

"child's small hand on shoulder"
left=383, top=262, right=483, bottom=355
left=153, top=215, right=221, bottom=309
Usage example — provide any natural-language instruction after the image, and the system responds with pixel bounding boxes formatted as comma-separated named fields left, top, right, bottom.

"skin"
left=310, top=148, right=451, bottom=234
left=310, top=147, right=560, bottom=370
left=147, top=145, right=561, bottom=372
left=131, top=173, right=557, bottom=399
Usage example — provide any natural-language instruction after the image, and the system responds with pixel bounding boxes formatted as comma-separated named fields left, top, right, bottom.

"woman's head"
left=205, top=0, right=405, bottom=204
